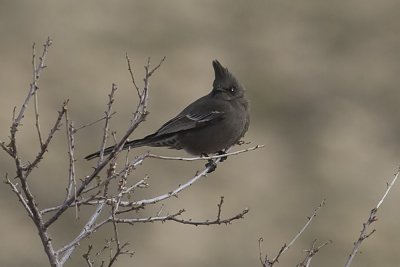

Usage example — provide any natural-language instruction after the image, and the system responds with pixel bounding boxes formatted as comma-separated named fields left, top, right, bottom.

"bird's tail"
left=84, top=136, right=157, bottom=161
left=84, top=144, right=116, bottom=161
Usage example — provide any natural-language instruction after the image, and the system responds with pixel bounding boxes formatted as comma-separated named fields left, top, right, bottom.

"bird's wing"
left=156, top=110, right=224, bottom=135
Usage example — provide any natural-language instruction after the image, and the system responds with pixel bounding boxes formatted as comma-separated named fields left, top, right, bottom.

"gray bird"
left=85, top=60, right=250, bottom=167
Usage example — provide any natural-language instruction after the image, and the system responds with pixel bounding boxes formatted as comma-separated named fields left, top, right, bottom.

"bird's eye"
left=229, top=87, right=235, bottom=93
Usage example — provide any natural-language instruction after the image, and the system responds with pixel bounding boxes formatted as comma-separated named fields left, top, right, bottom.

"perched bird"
left=85, top=60, right=250, bottom=168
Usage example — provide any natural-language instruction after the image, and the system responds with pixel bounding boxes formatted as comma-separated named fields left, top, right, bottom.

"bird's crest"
left=212, top=60, right=233, bottom=81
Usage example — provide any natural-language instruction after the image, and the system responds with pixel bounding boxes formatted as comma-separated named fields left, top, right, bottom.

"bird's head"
left=211, top=60, right=245, bottom=100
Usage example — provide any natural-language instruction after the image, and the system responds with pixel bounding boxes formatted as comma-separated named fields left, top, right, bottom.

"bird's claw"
left=206, top=160, right=217, bottom=173
left=217, top=150, right=227, bottom=162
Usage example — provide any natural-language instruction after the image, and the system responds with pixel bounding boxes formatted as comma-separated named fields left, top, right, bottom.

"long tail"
left=84, top=144, right=118, bottom=161
left=84, top=136, right=156, bottom=161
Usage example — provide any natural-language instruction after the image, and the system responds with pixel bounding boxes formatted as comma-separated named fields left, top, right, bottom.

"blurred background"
left=1, top=0, right=400, bottom=266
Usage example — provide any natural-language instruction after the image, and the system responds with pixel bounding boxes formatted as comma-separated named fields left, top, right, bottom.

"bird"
left=85, top=60, right=250, bottom=169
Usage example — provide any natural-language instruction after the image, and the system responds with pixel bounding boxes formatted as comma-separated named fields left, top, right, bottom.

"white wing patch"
left=186, top=111, right=223, bottom=122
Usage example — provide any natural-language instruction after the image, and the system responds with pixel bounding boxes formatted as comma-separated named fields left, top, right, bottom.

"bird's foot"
left=206, top=159, right=217, bottom=173
left=236, top=140, right=250, bottom=146
left=217, top=150, right=227, bottom=162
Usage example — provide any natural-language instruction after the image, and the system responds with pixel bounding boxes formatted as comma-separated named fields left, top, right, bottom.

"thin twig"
left=51, top=59, right=167, bottom=266
left=148, top=144, right=264, bottom=161
left=43, top=176, right=148, bottom=215
left=11, top=37, right=52, bottom=138
left=65, top=109, right=78, bottom=219
left=0, top=141, right=13, bottom=157
left=73, top=112, right=116, bottom=133
left=58, top=145, right=260, bottom=211
left=34, top=91, right=44, bottom=147
left=97, top=84, right=117, bottom=164
left=81, top=154, right=147, bottom=196
left=259, top=200, right=326, bottom=267
left=147, top=56, right=166, bottom=77
left=5, top=38, right=58, bottom=267
left=107, top=243, right=133, bottom=267
left=24, top=100, right=68, bottom=177
left=32, top=42, right=44, bottom=148
left=128, top=156, right=224, bottom=207
left=344, top=169, right=400, bottom=267
left=83, top=245, right=94, bottom=267
left=125, top=53, right=140, bottom=97
left=4, top=174, right=33, bottom=218
left=57, top=209, right=182, bottom=256
left=59, top=198, right=247, bottom=258
left=170, top=196, right=249, bottom=226
left=45, top=58, right=166, bottom=229
left=58, top=203, right=106, bottom=264
left=107, top=198, right=134, bottom=266
left=296, top=240, right=332, bottom=267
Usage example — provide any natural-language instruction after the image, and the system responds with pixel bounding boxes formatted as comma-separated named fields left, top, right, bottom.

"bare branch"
left=58, top=203, right=106, bottom=264
left=125, top=53, right=140, bottom=97
left=59, top=197, right=247, bottom=259
left=45, top=57, right=166, bottom=228
left=169, top=196, right=249, bottom=226
left=32, top=42, right=44, bottom=148
left=127, top=157, right=224, bottom=208
left=4, top=38, right=58, bottom=266
left=82, top=245, right=94, bottom=267
left=82, top=153, right=147, bottom=196
left=45, top=102, right=143, bottom=227
left=0, top=141, right=13, bottom=157
left=139, top=56, right=165, bottom=114
left=11, top=37, right=52, bottom=137
left=148, top=144, right=264, bottom=161
left=97, top=84, right=117, bottom=164
left=111, top=209, right=185, bottom=225
left=48, top=145, right=261, bottom=213
left=24, top=100, right=68, bottom=177
left=4, top=174, right=33, bottom=218
left=3, top=46, right=259, bottom=267
left=73, top=112, right=116, bottom=133
left=33, top=91, right=44, bottom=147
left=296, top=240, right=332, bottom=267
left=259, top=200, right=326, bottom=267
left=344, top=169, right=400, bottom=267
left=107, top=242, right=134, bottom=267
left=147, top=56, right=166, bottom=77
left=64, top=110, right=78, bottom=219
left=107, top=199, right=134, bottom=266
left=57, top=209, right=179, bottom=257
